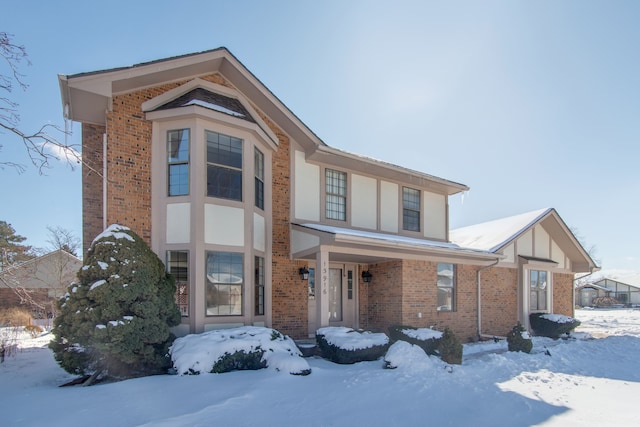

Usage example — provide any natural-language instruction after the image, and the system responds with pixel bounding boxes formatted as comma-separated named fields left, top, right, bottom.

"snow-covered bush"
left=506, top=322, right=532, bottom=353
left=384, top=340, right=427, bottom=369
left=316, top=327, right=389, bottom=364
left=529, top=313, right=581, bottom=339
left=437, top=327, right=463, bottom=365
left=170, top=326, right=311, bottom=376
left=49, top=225, right=181, bottom=382
left=388, top=325, right=442, bottom=355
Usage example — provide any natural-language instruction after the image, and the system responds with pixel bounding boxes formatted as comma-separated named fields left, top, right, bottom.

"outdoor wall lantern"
left=361, top=270, right=373, bottom=283
left=299, top=266, right=310, bottom=280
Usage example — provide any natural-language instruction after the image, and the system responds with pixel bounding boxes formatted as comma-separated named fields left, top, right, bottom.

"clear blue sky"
left=2, top=1, right=639, bottom=273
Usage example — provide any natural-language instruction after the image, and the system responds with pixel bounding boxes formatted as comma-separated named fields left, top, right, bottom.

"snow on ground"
left=2, top=309, right=640, bottom=427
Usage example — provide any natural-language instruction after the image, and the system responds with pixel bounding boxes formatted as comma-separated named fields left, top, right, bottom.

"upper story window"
left=167, top=129, right=189, bottom=196
left=254, top=148, right=264, bottom=210
left=206, top=130, right=243, bottom=201
left=403, top=187, right=421, bottom=232
left=437, top=263, right=456, bottom=311
left=529, top=269, right=548, bottom=311
left=326, top=169, right=347, bottom=221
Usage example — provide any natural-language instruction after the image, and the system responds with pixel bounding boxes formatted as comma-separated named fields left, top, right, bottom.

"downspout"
left=477, top=258, right=500, bottom=339
left=103, top=133, right=107, bottom=230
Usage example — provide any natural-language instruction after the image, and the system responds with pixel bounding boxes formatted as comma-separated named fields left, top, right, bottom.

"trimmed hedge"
left=388, top=325, right=441, bottom=356
left=210, top=349, right=267, bottom=373
left=530, top=313, right=581, bottom=339
left=507, top=322, right=533, bottom=353
left=316, top=328, right=389, bottom=364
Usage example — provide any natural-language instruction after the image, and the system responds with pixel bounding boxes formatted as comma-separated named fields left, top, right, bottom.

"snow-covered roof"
left=594, top=275, right=640, bottom=289
left=449, top=208, right=552, bottom=253
left=295, top=223, right=498, bottom=261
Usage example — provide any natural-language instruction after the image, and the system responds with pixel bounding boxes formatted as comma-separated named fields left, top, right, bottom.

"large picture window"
left=403, top=187, right=421, bottom=232
left=255, top=256, right=265, bottom=316
left=206, top=252, right=243, bottom=316
left=326, top=169, right=347, bottom=221
left=167, top=251, right=189, bottom=316
left=255, top=148, right=264, bottom=210
left=167, top=129, right=189, bottom=196
left=437, top=263, right=456, bottom=311
left=206, top=130, right=243, bottom=201
left=529, top=270, right=548, bottom=311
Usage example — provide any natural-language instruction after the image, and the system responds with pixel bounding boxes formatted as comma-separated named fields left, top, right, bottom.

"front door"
left=308, top=265, right=357, bottom=335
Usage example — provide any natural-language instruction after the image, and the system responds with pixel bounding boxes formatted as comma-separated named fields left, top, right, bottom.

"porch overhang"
left=291, top=223, right=502, bottom=265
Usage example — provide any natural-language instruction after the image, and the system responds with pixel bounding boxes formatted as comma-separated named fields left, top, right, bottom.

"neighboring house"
left=0, top=249, right=82, bottom=318
left=576, top=276, right=640, bottom=307
left=58, top=48, right=598, bottom=340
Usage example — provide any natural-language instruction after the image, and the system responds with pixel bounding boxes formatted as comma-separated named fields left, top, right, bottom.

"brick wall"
left=553, top=272, right=575, bottom=317
left=478, top=266, right=518, bottom=337
left=362, top=260, right=479, bottom=341
left=81, top=124, right=105, bottom=255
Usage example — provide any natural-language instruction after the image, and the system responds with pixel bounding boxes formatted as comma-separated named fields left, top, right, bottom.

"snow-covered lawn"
left=2, top=309, right=640, bottom=426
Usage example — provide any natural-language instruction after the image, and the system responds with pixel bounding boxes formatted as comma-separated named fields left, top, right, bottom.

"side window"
left=255, top=256, right=265, bottom=315
left=206, top=130, right=243, bottom=201
left=437, top=263, right=455, bottom=311
left=167, top=251, right=189, bottom=316
left=326, top=169, right=347, bottom=221
left=403, top=187, right=420, bottom=232
left=255, top=148, right=264, bottom=210
left=167, top=129, right=189, bottom=196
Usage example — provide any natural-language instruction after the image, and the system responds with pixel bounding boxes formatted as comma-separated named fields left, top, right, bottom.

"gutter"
left=477, top=258, right=501, bottom=339
left=103, top=133, right=107, bottom=230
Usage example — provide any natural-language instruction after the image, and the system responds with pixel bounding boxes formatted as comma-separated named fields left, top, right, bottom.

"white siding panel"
left=423, top=191, right=446, bottom=240
left=253, top=213, right=265, bottom=252
left=380, top=181, right=399, bottom=232
left=534, top=225, right=550, bottom=259
left=517, top=229, right=533, bottom=257
left=502, top=242, right=515, bottom=263
left=294, top=150, right=320, bottom=221
left=551, top=240, right=565, bottom=269
left=351, top=174, right=377, bottom=229
left=166, top=203, right=190, bottom=244
left=204, top=204, right=244, bottom=246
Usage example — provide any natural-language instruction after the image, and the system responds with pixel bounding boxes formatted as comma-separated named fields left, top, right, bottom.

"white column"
left=315, top=247, right=330, bottom=329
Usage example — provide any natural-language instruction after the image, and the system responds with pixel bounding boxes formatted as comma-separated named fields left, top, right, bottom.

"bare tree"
left=46, top=225, right=80, bottom=257
left=1, top=32, right=81, bottom=174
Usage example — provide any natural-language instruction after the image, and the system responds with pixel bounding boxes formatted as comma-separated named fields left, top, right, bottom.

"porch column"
left=315, top=246, right=330, bottom=329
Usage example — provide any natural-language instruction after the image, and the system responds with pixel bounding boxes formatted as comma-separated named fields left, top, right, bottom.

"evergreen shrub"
left=49, top=224, right=181, bottom=382
left=437, top=327, right=463, bottom=365
left=316, top=328, right=389, bottom=364
left=507, top=322, right=533, bottom=353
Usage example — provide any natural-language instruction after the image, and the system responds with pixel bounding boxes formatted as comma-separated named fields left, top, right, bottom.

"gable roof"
left=450, top=208, right=551, bottom=252
left=450, top=208, right=598, bottom=273
left=59, top=47, right=469, bottom=196
left=594, top=275, right=640, bottom=290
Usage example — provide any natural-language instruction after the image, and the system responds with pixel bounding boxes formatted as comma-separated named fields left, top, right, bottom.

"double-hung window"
left=529, top=270, right=548, bottom=311
left=255, top=148, right=264, bottom=210
left=167, top=129, right=189, bottom=196
left=437, top=263, right=456, bottom=311
left=326, top=169, right=347, bottom=221
left=206, top=130, right=243, bottom=201
left=205, top=252, right=243, bottom=316
left=403, top=187, right=421, bottom=232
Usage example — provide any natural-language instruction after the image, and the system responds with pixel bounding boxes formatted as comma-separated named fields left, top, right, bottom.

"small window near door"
left=308, top=268, right=315, bottom=298
left=437, top=263, right=455, bottom=311
left=529, top=270, right=548, bottom=311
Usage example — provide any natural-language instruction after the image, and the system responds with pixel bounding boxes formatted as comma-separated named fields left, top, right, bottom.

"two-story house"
left=58, top=48, right=597, bottom=340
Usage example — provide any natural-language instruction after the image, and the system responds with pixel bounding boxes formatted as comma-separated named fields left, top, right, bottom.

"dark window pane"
left=207, top=165, right=242, bottom=200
